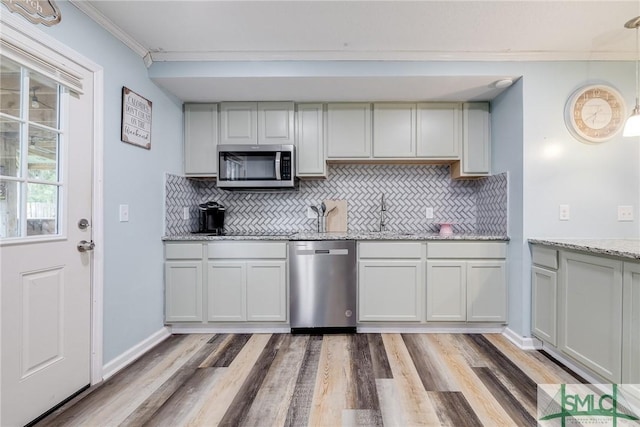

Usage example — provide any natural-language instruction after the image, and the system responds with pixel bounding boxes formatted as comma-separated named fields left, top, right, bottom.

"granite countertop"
left=529, top=238, right=640, bottom=260
left=163, top=231, right=509, bottom=242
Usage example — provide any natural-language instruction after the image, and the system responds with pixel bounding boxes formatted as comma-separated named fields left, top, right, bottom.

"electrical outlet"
left=618, top=205, right=634, bottom=221
left=306, top=206, right=316, bottom=219
left=559, top=204, right=570, bottom=221
left=119, top=204, right=129, bottom=222
left=425, top=207, right=434, bottom=219
left=183, top=207, right=190, bottom=220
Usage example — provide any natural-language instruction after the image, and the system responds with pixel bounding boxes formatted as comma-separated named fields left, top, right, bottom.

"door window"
left=0, top=56, right=64, bottom=239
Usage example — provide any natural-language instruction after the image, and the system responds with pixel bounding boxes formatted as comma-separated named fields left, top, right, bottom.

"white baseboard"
left=170, top=325, right=291, bottom=334
left=502, top=327, right=543, bottom=350
left=101, top=327, right=171, bottom=381
left=357, top=325, right=506, bottom=334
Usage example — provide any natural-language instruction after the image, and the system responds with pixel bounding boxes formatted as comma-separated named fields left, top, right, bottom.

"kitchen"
left=1, top=1, right=640, bottom=426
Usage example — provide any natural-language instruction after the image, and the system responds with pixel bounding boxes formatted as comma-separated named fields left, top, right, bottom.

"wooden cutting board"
left=324, top=199, right=348, bottom=232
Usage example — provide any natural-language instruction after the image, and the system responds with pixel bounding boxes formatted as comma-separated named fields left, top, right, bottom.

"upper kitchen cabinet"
left=326, top=103, right=372, bottom=158
left=417, top=103, right=461, bottom=158
left=184, top=103, right=219, bottom=176
left=220, top=102, right=294, bottom=145
left=296, top=103, right=326, bottom=177
left=452, top=102, right=491, bottom=178
left=373, top=103, right=416, bottom=158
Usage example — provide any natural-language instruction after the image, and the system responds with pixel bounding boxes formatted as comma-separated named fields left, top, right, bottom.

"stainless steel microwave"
left=217, top=144, right=295, bottom=189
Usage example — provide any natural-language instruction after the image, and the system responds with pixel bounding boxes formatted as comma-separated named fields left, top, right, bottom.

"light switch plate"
left=306, top=206, right=316, bottom=219
left=119, top=204, right=129, bottom=222
left=425, top=207, right=434, bottom=219
left=559, top=204, right=570, bottom=221
left=183, top=207, right=190, bottom=220
left=618, top=205, right=634, bottom=221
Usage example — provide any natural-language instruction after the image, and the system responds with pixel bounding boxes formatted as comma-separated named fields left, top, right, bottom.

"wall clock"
left=564, top=84, right=626, bottom=143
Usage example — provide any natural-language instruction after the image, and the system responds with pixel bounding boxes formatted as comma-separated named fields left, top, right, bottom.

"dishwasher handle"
left=295, top=248, right=350, bottom=256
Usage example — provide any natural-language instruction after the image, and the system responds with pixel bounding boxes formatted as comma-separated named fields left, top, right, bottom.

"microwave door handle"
left=275, top=152, right=282, bottom=180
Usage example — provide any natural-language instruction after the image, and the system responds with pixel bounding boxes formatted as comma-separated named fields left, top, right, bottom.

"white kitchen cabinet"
left=426, top=242, right=507, bottom=323
left=622, top=261, right=640, bottom=396
left=373, top=103, right=416, bottom=158
left=452, top=102, right=490, bottom=178
left=246, top=261, right=287, bottom=321
left=531, top=265, right=558, bottom=345
left=326, top=103, right=372, bottom=158
left=416, top=103, right=460, bottom=158
left=531, top=245, right=559, bottom=346
left=467, top=261, right=506, bottom=322
left=358, top=241, right=424, bottom=322
left=295, top=103, right=326, bottom=177
left=164, top=243, right=204, bottom=322
left=258, top=102, right=295, bottom=145
left=220, top=102, right=258, bottom=145
left=207, top=261, right=246, bottom=322
left=359, top=260, right=423, bottom=321
left=207, top=241, right=287, bottom=322
left=184, top=103, right=219, bottom=176
left=426, top=261, right=466, bottom=321
left=220, top=102, right=294, bottom=146
left=559, top=251, right=623, bottom=382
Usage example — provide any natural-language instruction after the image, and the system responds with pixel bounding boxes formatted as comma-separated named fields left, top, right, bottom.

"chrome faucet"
left=379, top=194, right=386, bottom=232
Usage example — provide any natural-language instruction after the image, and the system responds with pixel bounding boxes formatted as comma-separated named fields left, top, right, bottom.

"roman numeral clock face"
left=565, top=85, right=626, bottom=143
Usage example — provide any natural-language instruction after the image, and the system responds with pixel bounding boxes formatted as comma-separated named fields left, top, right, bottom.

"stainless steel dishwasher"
left=289, top=240, right=357, bottom=333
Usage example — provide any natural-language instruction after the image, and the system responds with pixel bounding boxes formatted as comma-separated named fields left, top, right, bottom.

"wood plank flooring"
left=35, top=333, right=584, bottom=427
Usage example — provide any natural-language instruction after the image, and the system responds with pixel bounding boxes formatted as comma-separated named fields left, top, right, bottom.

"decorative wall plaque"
left=121, top=87, right=152, bottom=150
left=1, top=0, right=61, bottom=26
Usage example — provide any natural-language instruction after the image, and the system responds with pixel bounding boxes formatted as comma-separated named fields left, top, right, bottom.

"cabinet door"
left=373, top=103, right=416, bottom=158
left=296, top=103, right=326, bottom=177
left=416, top=103, right=461, bottom=158
left=207, top=261, right=246, bottom=321
left=623, top=262, right=640, bottom=394
left=531, top=266, right=558, bottom=346
left=220, top=102, right=258, bottom=145
left=426, top=261, right=466, bottom=321
left=184, top=104, right=218, bottom=176
left=560, top=252, right=622, bottom=382
left=246, top=261, right=287, bottom=322
left=466, top=261, right=506, bottom=322
left=460, top=102, right=490, bottom=175
left=326, top=103, right=372, bottom=158
left=258, top=102, right=294, bottom=145
left=359, top=260, right=423, bottom=321
left=165, top=261, right=203, bottom=322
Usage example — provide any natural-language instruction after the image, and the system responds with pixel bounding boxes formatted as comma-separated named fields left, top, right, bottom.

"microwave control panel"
left=281, top=152, right=292, bottom=180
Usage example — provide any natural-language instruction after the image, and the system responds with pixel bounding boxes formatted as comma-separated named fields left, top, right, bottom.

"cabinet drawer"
left=532, top=246, right=558, bottom=270
left=427, top=242, right=506, bottom=259
left=165, top=243, right=203, bottom=259
left=208, top=242, right=287, bottom=259
left=359, top=242, right=423, bottom=259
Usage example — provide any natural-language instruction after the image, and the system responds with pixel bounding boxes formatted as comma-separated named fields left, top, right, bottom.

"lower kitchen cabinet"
left=559, top=251, right=623, bottom=382
left=359, top=260, right=423, bottom=321
left=426, top=242, right=507, bottom=323
left=531, top=265, right=558, bottom=345
left=207, top=242, right=287, bottom=322
left=623, top=261, right=640, bottom=394
left=358, top=241, right=424, bottom=322
left=164, top=243, right=205, bottom=322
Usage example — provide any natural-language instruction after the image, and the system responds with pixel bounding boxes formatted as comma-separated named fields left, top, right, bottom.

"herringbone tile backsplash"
left=165, top=165, right=507, bottom=235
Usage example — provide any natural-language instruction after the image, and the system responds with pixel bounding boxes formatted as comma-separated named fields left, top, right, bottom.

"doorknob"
left=77, top=240, right=95, bottom=252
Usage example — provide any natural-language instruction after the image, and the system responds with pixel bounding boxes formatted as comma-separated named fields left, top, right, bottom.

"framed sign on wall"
left=121, top=87, right=152, bottom=149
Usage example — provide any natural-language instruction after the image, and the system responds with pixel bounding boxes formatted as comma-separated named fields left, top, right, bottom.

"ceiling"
left=70, top=0, right=640, bottom=102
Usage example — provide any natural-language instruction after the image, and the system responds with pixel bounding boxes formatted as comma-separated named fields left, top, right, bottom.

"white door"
left=1, top=55, right=94, bottom=426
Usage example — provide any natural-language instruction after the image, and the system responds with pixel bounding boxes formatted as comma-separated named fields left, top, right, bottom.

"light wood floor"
left=35, top=333, right=585, bottom=427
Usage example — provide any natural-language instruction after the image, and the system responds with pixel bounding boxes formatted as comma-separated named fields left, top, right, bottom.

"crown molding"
left=69, top=0, right=150, bottom=66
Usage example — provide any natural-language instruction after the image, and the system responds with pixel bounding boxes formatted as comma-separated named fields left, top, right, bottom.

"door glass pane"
left=0, top=180, right=20, bottom=238
left=29, top=73, right=58, bottom=128
left=0, top=119, right=21, bottom=178
left=28, top=125, right=58, bottom=181
left=0, top=58, right=21, bottom=118
left=26, top=183, right=58, bottom=236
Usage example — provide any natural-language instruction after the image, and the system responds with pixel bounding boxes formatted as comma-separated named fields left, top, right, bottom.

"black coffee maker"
left=198, top=201, right=225, bottom=234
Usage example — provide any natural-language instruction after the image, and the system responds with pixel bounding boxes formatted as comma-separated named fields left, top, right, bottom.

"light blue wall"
left=39, top=3, right=183, bottom=364
left=33, top=2, right=640, bottom=358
